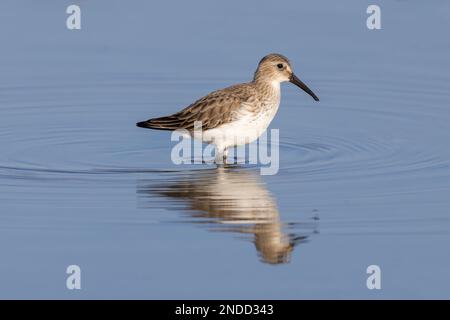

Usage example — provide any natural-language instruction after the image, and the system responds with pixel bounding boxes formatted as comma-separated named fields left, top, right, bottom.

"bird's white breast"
left=202, top=98, right=280, bottom=149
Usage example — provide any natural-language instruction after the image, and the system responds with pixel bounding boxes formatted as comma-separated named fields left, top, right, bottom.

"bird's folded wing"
left=145, top=85, right=254, bottom=131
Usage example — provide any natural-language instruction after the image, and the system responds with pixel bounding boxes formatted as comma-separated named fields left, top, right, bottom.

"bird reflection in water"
left=138, top=167, right=318, bottom=264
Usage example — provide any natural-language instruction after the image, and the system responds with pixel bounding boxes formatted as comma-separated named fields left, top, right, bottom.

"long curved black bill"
left=290, top=74, right=319, bottom=101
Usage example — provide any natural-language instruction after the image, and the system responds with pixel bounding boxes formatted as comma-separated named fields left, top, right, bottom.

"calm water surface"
left=0, top=1, right=450, bottom=298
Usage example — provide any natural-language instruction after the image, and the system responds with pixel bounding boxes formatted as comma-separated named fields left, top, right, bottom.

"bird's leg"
left=223, top=148, right=230, bottom=164
left=215, top=146, right=228, bottom=165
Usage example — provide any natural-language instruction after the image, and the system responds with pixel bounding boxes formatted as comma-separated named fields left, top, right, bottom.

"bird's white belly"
left=201, top=103, right=279, bottom=148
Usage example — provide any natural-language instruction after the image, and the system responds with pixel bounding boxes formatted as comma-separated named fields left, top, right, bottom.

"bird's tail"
left=136, top=115, right=183, bottom=131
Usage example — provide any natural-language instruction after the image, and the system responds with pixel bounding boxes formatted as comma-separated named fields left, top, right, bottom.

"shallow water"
left=1, top=1, right=450, bottom=298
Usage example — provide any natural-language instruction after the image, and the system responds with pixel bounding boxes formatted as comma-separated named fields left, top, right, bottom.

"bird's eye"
left=277, top=63, right=284, bottom=69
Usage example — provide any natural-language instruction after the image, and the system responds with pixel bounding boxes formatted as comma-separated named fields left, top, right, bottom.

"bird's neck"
left=253, top=79, right=281, bottom=101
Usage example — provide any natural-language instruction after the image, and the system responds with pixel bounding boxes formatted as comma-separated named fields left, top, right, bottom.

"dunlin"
left=137, top=53, right=319, bottom=162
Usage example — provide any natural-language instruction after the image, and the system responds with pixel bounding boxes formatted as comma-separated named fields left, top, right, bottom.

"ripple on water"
left=0, top=75, right=450, bottom=238
left=277, top=133, right=450, bottom=183
left=0, top=75, right=449, bottom=181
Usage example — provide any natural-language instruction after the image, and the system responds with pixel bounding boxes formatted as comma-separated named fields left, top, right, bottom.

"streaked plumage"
left=137, top=53, right=319, bottom=162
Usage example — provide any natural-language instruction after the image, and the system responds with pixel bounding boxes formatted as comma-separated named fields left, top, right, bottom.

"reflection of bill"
left=138, top=167, right=318, bottom=264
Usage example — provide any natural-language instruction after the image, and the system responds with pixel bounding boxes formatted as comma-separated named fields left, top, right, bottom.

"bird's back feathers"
left=136, top=83, right=259, bottom=132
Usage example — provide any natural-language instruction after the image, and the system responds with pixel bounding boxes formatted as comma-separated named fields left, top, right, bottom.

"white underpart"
left=195, top=83, right=281, bottom=156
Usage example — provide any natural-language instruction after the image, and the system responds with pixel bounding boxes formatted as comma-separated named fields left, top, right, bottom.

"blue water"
left=1, top=0, right=450, bottom=298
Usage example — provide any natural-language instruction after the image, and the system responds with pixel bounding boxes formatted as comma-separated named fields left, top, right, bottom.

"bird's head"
left=254, top=53, right=319, bottom=101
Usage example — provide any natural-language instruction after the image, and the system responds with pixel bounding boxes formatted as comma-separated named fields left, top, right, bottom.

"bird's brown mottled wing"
left=136, top=83, right=255, bottom=131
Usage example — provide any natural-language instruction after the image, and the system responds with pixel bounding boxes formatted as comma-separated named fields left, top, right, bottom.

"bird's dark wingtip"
left=136, top=121, right=149, bottom=128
